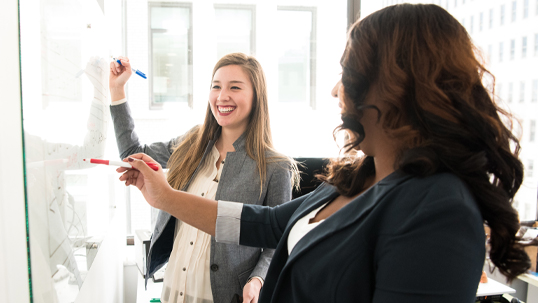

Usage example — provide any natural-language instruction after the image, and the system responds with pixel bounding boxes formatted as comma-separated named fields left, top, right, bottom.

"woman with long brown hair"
left=109, top=53, right=297, bottom=303
left=117, top=4, right=530, bottom=302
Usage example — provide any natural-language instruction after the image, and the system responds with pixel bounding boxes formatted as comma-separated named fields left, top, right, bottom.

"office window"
left=520, top=81, right=526, bottom=103
left=277, top=7, right=316, bottom=107
left=524, top=0, right=529, bottom=18
left=510, top=39, right=515, bottom=60
left=530, top=120, right=536, bottom=142
left=536, top=0, right=538, bottom=15
left=497, top=83, right=503, bottom=101
left=489, top=8, right=494, bottom=29
left=462, top=17, right=466, bottom=28
left=149, top=3, right=192, bottom=108
left=500, top=4, right=505, bottom=25
left=214, top=5, right=255, bottom=60
left=531, top=80, right=538, bottom=103
left=522, top=36, right=528, bottom=58
left=512, top=0, right=517, bottom=22
left=508, top=82, right=513, bottom=102
left=454, top=0, right=457, bottom=7
left=488, top=44, right=492, bottom=62
left=479, top=12, right=483, bottom=31
left=528, top=159, right=535, bottom=178
left=499, top=42, right=504, bottom=62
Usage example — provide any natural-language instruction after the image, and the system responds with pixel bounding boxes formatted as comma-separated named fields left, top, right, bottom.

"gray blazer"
left=110, top=103, right=292, bottom=303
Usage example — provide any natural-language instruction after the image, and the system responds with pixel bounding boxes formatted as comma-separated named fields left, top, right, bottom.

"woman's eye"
left=212, top=85, right=220, bottom=89
left=231, top=86, right=240, bottom=90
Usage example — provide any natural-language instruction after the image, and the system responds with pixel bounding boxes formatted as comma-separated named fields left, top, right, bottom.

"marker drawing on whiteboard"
left=112, top=57, right=147, bottom=79
left=83, top=158, right=159, bottom=171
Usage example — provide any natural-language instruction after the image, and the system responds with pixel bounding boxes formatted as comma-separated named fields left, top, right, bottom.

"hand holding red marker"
left=83, top=158, right=159, bottom=171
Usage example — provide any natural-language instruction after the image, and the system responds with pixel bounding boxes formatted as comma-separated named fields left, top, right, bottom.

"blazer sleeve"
left=372, top=194, right=485, bottom=302
left=248, top=163, right=293, bottom=281
left=110, top=102, right=183, bottom=168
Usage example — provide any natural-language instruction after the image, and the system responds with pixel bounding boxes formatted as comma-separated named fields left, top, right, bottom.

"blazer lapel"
left=285, top=171, right=411, bottom=266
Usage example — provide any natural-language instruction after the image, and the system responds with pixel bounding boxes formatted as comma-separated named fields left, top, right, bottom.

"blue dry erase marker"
left=113, top=57, right=147, bottom=79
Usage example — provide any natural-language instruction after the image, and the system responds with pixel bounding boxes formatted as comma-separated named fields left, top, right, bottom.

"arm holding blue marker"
left=109, top=56, right=146, bottom=101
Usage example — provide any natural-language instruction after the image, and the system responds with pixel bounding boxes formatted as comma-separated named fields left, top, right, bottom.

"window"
left=276, top=7, right=316, bottom=108
left=528, top=159, right=534, bottom=178
left=523, top=0, right=529, bottom=18
left=462, top=17, right=466, bottom=28
left=522, top=36, right=528, bottom=58
left=454, top=0, right=457, bottom=7
left=214, top=5, right=255, bottom=60
left=531, top=80, right=538, bottom=102
left=520, top=81, right=526, bottom=103
left=489, top=8, right=494, bottom=29
left=149, top=3, right=192, bottom=108
left=510, top=39, right=515, bottom=60
left=488, top=44, right=492, bottom=62
left=500, top=4, right=505, bottom=25
left=508, top=82, right=513, bottom=102
left=530, top=120, right=536, bottom=142
left=497, top=83, right=503, bottom=101
left=479, top=12, right=483, bottom=31
left=512, top=0, right=517, bottom=22
left=499, top=41, right=504, bottom=62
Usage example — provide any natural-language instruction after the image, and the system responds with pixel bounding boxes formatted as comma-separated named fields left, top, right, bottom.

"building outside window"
left=148, top=3, right=192, bottom=108
left=522, top=36, right=528, bottom=58
left=500, top=4, right=505, bottom=25
left=511, top=0, right=517, bottom=22
left=488, top=44, right=492, bottom=62
left=510, top=39, right=515, bottom=60
left=535, top=33, right=538, bottom=56
left=489, top=8, right=494, bottom=29
left=508, top=82, right=513, bottom=102
left=531, top=80, right=538, bottom=103
left=497, top=83, right=503, bottom=101
left=528, top=159, right=535, bottom=178
left=520, top=81, right=526, bottom=103
left=499, top=41, right=504, bottom=62
left=214, top=5, right=255, bottom=60
left=470, top=15, right=474, bottom=33
left=479, top=12, right=483, bottom=31
left=530, top=120, right=536, bottom=142
left=523, top=0, right=529, bottom=19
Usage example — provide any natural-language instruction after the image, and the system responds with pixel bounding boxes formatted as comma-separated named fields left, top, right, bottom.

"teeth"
left=218, top=107, right=235, bottom=113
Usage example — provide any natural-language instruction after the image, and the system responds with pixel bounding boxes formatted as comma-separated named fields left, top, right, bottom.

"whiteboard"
left=19, top=0, right=125, bottom=302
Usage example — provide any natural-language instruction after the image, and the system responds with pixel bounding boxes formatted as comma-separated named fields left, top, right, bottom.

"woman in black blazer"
left=118, top=4, right=530, bottom=303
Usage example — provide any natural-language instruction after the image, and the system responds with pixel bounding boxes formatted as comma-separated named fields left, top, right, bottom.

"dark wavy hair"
left=319, top=4, right=529, bottom=281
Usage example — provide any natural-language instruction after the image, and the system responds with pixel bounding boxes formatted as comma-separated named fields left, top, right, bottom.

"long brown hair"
left=166, top=53, right=298, bottom=193
left=320, top=4, right=529, bottom=281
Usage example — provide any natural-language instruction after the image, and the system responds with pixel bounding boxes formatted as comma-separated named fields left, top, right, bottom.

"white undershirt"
left=161, top=146, right=222, bottom=303
left=287, top=202, right=328, bottom=255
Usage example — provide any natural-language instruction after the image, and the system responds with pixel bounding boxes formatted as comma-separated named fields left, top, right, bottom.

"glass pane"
left=215, top=8, right=252, bottom=59
left=277, top=10, right=312, bottom=103
left=151, top=6, right=190, bottom=103
left=19, top=0, right=124, bottom=301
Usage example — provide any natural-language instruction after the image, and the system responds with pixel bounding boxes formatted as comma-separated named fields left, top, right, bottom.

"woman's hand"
left=117, top=153, right=170, bottom=209
left=242, top=278, right=262, bottom=303
left=109, top=56, right=132, bottom=101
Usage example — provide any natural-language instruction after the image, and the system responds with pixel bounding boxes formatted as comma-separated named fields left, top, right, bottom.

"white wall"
left=0, top=0, right=32, bottom=302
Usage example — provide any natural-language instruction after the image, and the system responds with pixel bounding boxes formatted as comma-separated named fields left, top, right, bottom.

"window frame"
left=148, top=2, right=193, bottom=109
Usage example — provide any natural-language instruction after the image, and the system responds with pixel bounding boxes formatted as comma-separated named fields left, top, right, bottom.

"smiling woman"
left=108, top=52, right=299, bottom=303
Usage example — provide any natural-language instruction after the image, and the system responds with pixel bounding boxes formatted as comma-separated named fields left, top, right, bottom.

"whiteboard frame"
left=0, top=0, right=32, bottom=302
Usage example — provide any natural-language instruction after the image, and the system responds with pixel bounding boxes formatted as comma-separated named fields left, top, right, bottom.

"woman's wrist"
left=110, top=86, right=126, bottom=102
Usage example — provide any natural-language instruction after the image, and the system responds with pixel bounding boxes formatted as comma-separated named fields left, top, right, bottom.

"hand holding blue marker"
left=112, top=57, right=147, bottom=79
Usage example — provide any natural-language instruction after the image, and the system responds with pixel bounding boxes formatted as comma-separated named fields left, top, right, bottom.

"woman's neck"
left=215, top=127, right=244, bottom=153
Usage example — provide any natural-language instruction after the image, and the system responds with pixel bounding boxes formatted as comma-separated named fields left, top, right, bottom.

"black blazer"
left=240, top=171, right=485, bottom=303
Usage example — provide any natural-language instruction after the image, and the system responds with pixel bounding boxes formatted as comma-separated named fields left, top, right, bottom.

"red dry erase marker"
left=83, top=158, right=159, bottom=171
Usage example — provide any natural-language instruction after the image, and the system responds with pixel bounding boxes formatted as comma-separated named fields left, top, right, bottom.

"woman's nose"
left=331, top=80, right=342, bottom=98
left=218, top=89, right=230, bottom=101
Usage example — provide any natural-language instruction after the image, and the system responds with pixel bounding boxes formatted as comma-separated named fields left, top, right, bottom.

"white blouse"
left=161, top=146, right=223, bottom=303
left=287, top=202, right=328, bottom=255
